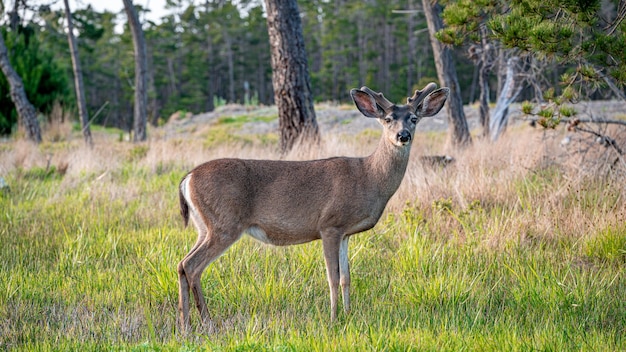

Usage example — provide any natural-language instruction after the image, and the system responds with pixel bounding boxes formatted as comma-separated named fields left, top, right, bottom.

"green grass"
left=203, top=114, right=278, bottom=148
left=0, top=146, right=624, bottom=351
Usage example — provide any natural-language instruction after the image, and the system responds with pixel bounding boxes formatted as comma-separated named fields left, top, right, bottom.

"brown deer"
left=177, top=83, right=449, bottom=332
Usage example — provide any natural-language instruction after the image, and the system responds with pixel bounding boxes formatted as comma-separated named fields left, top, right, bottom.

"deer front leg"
left=322, top=230, right=343, bottom=322
left=339, top=236, right=350, bottom=315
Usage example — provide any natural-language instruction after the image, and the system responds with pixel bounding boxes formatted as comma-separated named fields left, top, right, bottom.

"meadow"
left=0, top=105, right=624, bottom=351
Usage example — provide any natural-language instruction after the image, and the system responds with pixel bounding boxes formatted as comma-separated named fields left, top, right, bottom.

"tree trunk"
left=123, top=0, right=148, bottom=142
left=0, top=30, right=41, bottom=143
left=224, top=30, right=235, bottom=103
left=478, top=24, right=492, bottom=138
left=64, top=0, right=92, bottom=146
left=407, top=0, right=417, bottom=95
left=490, top=57, right=522, bottom=141
left=478, top=61, right=490, bottom=137
left=422, top=0, right=471, bottom=148
left=264, top=0, right=319, bottom=153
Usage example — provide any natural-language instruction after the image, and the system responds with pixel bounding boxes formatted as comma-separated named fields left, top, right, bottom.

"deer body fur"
left=177, top=83, right=449, bottom=332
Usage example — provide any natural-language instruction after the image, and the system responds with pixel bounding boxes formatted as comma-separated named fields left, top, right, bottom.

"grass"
left=203, top=114, right=279, bottom=148
left=0, top=116, right=624, bottom=350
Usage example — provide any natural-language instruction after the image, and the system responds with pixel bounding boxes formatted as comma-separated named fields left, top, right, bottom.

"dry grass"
left=3, top=114, right=623, bottom=252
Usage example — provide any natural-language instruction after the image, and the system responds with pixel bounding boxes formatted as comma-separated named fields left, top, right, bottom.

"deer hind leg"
left=179, top=227, right=240, bottom=329
left=339, top=236, right=350, bottom=315
left=321, top=229, right=344, bottom=322
left=178, top=229, right=205, bottom=333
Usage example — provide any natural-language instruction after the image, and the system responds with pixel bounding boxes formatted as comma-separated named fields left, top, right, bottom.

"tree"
left=422, top=0, right=472, bottom=148
left=63, top=0, right=92, bottom=146
left=489, top=0, right=626, bottom=101
left=0, top=29, right=41, bottom=143
left=437, top=0, right=520, bottom=139
left=264, top=0, right=320, bottom=152
left=123, top=0, right=148, bottom=142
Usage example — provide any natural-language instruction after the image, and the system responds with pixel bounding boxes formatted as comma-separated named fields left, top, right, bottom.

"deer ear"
left=416, top=88, right=449, bottom=117
left=350, top=89, right=384, bottom=118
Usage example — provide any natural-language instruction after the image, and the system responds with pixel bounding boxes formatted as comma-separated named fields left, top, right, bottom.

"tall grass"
left=0, top=115, right=624, bottom=350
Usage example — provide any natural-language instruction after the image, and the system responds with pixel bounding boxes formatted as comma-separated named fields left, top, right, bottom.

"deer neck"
left=364, top=137, right=411, bottom=198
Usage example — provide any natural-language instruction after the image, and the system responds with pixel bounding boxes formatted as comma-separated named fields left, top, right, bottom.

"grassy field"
left=0, top=112, right=625, bottom=351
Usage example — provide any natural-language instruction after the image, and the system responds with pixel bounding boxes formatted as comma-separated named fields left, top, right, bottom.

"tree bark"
left=478, top=60, right=490, bottom=137
left=264, top=0, right=319, bottom=153
left=64, top=0, right=92, bottom=146
left=421, top=0, right=472, bottom=148
left=123, top=0, right=148, bottom=142
left=0, top=30, right=41, bottom=143
left=490, top=57, right=522, bottom=141
left=478, top=25, right=493, bottom=138
left=407, top=0, right=417, bottom=96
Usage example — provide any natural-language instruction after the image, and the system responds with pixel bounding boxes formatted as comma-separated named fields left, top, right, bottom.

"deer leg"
left=339, top=236, right=350, bottom=315
left=178, top=223, right=208, bottom=333
left=178, top=201, right=211, bottom=334
left=321, top=230, right=343, bottom=322
left=177, top=260, right=191, bottom=334
left=179, top=230, right=240, bottom=329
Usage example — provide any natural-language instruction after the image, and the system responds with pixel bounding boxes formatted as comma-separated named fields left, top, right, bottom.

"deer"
left=177, top=83, right=449, bottom=332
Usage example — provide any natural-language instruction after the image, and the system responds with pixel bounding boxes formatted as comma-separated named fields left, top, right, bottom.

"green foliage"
left=438, top=0, right=498, bottom=45
left=490, top=0, right=626, bottom=88
left=0, top=27, right=70, bottom=135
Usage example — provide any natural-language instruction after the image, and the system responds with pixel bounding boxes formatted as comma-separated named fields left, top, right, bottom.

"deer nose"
left=397, top=130, right=411, bottom=144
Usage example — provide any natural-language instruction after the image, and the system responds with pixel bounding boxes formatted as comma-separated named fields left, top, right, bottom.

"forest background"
left=3, top=0, right=623, bottom=137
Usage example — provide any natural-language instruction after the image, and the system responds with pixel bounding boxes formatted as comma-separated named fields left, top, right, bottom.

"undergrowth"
left=0, top=121, right=624, bottom=351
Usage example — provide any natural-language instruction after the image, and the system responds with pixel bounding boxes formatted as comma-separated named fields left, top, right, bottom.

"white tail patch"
left=180, top=173, right=207, bottom=235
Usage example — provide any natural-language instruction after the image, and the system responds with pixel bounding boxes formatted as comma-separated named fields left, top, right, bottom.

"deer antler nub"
left=360, top=86, right=394, bottom=112
left=408, top=82, right=438, bottom=112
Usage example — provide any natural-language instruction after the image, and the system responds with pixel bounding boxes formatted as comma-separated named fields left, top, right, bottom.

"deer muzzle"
left=397, top=130, right=411, bottom=144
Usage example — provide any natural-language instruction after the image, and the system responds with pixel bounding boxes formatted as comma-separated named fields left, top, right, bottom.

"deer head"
left=350, top=84, right=449, bottom=147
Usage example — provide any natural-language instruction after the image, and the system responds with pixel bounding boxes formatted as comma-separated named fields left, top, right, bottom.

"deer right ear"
left=350, top=89, right=384, bottom=118
left=416, top=88, right=450, bottom=117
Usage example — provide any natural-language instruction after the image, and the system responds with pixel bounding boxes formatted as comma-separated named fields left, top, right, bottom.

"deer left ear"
left=351, top=89, right=384, bottom=118
left=416, top=88, right=449, bottom=117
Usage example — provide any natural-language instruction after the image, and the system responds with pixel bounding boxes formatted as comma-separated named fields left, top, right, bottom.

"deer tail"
left=179, top=174, right=190, bottom=228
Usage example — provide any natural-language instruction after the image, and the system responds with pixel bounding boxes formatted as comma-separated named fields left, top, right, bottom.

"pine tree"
left=490, top=0, right=626, bottom=100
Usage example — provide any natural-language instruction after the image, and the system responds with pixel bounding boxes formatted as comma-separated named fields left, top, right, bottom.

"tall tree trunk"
left=123, top=0, right=148, bottom=142
left=478, top=24, right=492, bottom=138
left=478, top=61, right=490, bottom=137
left=0, top=30, right=41, bottom=143
left=224, top=30, right=235, bottom=103
left=407, top=0, right=417, bottom=95
left=64, top=0, right=92, bottom=146
left=264, top=0, right=319, bottom=153
left=422, top=0, right=471, bottom=148
left=357, top=14, right=366, bottom=88
left=490, top=57, right=522, bottom=141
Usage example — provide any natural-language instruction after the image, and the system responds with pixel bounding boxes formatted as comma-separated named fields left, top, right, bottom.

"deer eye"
left=384, top=116, right=393, bottom=124
left=410, top=115, right=418, bottom=124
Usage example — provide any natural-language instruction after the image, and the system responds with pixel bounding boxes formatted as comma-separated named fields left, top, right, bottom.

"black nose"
left=397, top=130, right=411, bottom=143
